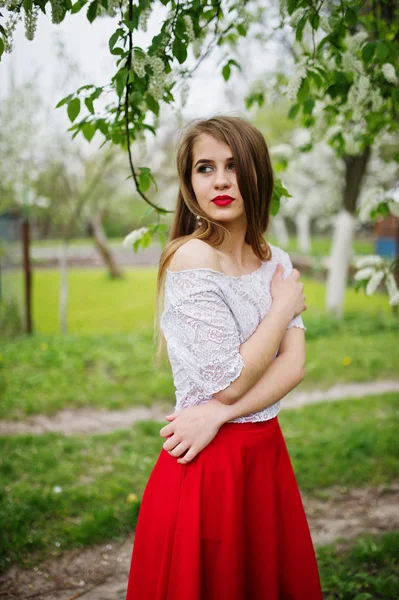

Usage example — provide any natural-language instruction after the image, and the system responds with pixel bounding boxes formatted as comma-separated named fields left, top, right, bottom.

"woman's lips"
left=212, top=199, right=234, bottom=206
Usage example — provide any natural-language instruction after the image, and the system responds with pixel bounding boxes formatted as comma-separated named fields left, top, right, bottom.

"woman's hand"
left=159, top=400, right=228, bottom=465
left=271, top=263, right=307, bottom=320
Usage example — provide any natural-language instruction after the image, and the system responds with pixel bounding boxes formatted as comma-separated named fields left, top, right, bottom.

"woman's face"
left=191, top=133, right=246, bottom=226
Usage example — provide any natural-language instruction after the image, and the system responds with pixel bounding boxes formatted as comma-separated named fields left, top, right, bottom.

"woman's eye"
left=198, top=163, right=235, bottom=173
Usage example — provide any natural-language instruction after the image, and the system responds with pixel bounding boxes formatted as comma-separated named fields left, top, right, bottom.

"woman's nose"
left=213, top=169, right=230, bottom=188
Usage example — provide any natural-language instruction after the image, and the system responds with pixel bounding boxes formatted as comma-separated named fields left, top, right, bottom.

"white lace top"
left=160, top=243, right=306, bottom=423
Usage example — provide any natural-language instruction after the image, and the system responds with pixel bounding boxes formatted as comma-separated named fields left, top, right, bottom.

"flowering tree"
left=289, top=0, right=398, bottom=314
left=247, top=0, right=399, bottom=315
left=1, top=0, right=289, bottom=246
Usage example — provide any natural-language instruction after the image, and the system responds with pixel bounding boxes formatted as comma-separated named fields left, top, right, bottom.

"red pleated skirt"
left=125, top=415, right=323, bottom=600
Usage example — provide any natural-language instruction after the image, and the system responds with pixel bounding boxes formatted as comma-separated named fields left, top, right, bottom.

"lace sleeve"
left=163, top=271, right=245, bottom=398
left=279, top=251, right=307, bottom=332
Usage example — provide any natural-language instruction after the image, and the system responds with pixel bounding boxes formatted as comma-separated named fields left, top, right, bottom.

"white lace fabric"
left=160, top=244, right=306, bottom=423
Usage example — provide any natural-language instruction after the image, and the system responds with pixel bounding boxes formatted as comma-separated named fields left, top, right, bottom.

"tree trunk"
left=271, top=215, right=289, bottom=248
left=59, top=240, right=68, bottom=333
left=87, top=213, right=124, bottom=278
left=295, top=212, right=311, bottom=253
left=325, top=147, right=371, bottom=316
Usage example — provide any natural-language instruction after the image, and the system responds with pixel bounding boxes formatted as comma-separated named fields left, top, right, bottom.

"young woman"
left=125, top=115, right=323, bottom=599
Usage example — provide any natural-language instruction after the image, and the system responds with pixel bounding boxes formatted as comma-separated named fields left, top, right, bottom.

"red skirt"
left=125, top=416, right=323, bottom=600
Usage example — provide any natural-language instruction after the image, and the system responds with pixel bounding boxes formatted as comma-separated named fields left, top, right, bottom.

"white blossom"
left=289, top=7, right=306, bottom=27
left=319, top=16, right=332, bottom=33
left=24, top=5, right=39, bottom=41
left=355, top=255, right=385, bottom=269
left=50, top=0, right=65, bottom=24
left=183, top=15, right=195, bottom=42
left=382, top=63, right=397, bottom=84
left=354, top=267, right=375, bottom=281
left=180, top=81, right=190, bottom=107
left=3, top=9, right=20, bottom=53
left=346, top=31, right=368, bottom=53
left=192, top=37, right=202, bottom=60
left=123, top=227, right=149, bottom=247
left=140, top=7, right=151, bottom=33
left=370, top=89, right=383, bottom=112
left=131, top=53, right=147, bottom=79
left=366, top=270, right=384, bottom=295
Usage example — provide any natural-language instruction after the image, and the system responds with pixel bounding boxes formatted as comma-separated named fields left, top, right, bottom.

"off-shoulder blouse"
left=160, top=243, right=305, bottom=423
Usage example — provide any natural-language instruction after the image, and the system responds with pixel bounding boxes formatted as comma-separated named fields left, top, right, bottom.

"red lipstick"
left=212, top=195, right=235, bottom=206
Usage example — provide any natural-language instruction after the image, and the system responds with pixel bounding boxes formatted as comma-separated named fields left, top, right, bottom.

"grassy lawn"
left=28, top=234, right=375, bottom=258
left=0, top=393, right=397, bottom=572
left=1, top=264, right=397, bottom=420
left=318, top=532, right=399, bottom=599
left=1, top=315, right=398, bottom=419
left=28, top=268, right=394, bottom=334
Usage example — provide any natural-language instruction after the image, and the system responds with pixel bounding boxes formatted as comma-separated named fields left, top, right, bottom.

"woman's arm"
left=215, top=326, right=305, bottom=419
left=169, top=239, right=305, bottom=406
left=160, top=327, right=305, bottom=463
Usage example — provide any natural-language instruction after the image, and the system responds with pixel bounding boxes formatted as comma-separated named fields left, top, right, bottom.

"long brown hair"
left=153, top=115, right=274, bottom=368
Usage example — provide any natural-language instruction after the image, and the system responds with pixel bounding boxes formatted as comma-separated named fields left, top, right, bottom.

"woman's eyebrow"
left=194, top=157, right=234, bottom=168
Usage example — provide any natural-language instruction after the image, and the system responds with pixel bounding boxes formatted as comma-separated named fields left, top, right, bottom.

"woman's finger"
left=169, top=441, right=190, bottom=458
left=162, top=434, right=180, bottom=451
left=177, top=445, right=198, bottom=465
left=159, top=424, right=174, bottom=437
left=165, top=412, right=179, bottom=421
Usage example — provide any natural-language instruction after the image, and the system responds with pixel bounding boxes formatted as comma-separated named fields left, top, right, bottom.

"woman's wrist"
left=269, top=302, right=294, bottom=325
left=207, top=398, right=232, bottom=426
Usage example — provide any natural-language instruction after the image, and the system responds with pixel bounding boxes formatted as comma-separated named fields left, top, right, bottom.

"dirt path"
left=1, top=483, right=398, bottom=600
left=1, top=380, right=398, bottom=437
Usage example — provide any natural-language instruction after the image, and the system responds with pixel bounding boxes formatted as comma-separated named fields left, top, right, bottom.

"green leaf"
left=146, top=94, right=159, bottom=116
left=115, top=68, right=128, bottom=99
left=308, top=69, right=322, bottom=87
left=87, top=0, right=98, bottom=23
left=71, top=0, right=85, bottom=14
left=56, top=94, right=72, bottom=108
left=85, top=97, right=94, bottom=114
left=138, top=171, right=151, bottom=193
left=310, top=11, right=319, bottom=30
left=172, top=39, right=187, bottom=64
left=97, top=119, right=108, bottom=135
left=362, top=42, right=375, bottom=64
left=288, top=103, right=300, bottom=119
left=91, top=87, right=102, bottom=100
left=297, top=77, right=310, bottom=102
left=110, top=47, right=124, bottom=56
left=295, top=15, right=307, bottom=42
left=345, top=7, right=357, bottom=27
left=109, top=29, right=123, bottom=52
left=270, top=191, right=280, bottom=217
left=0, top=38, right=4, bottom=61
left=303, top=98, right=315, bottom=115
left=392, top=89, right=399, bottom=108
left=229, top=59, right=242, bottom=71
left=222, top=63, right=231, bottom=81
left=376, top=42, right=389, bottom=61
left=67, top=98, right=81, bottom=122
left=237, top=23, right=247, bottom=36
left=82, top=122, right=96, bottom=142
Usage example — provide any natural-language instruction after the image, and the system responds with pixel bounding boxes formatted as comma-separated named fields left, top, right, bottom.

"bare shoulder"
left=168, top=239, right=223, bottom=273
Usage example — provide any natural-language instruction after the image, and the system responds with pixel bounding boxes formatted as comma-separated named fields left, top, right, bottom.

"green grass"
left=3, top=267, right=392, bottom=335
left=1, top=315, right=398, bottom=419
left=0, top=393, right=397, bottom=571
left=28, top=234, right=375, bottom=258
left=318, top=532, right=399, bottom=599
